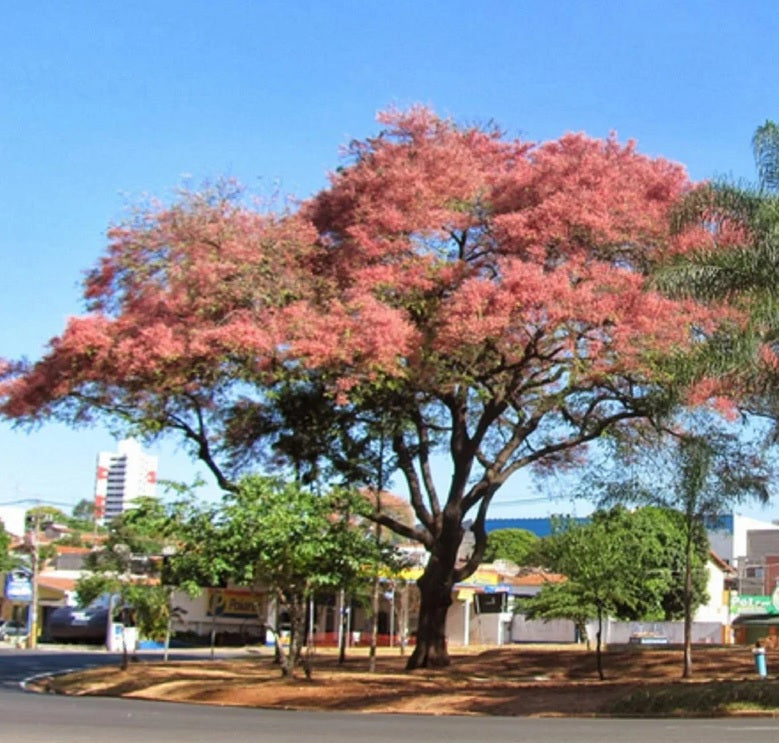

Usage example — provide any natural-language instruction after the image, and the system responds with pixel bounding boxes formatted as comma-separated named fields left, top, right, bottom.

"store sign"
left=730, top=594, right=779, bottom=616
left=3, top=570, right=33, bottom=602
left=207, top=589, right=262, bottom=618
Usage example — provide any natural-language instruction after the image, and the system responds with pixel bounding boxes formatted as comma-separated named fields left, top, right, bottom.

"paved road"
left=4, top=648, right=779, bottom=742
left=0, top=645, right=120, bottom=689
left=0, top=644, right=244, bottom=687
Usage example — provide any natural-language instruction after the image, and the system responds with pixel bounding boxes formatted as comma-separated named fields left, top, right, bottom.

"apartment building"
left=94, top=438, right=158, bottom=524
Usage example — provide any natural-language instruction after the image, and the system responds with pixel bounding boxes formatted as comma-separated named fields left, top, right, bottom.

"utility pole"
left=1, top=495, right=75, bottom=650
left=26, top=511, right=40, bottom=649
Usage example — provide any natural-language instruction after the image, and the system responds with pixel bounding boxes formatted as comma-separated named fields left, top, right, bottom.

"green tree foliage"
left=167, top=476, right=400, bottom=679
left=86, top=497, right=176, bottom=573
left=587, top=416, right=772, bottom=678
left=75, top=572, right=176, bottom=641
left=74, top=571, right=179, bottom=665
left=634, top=507, right=709, bottom=622
left=69, top=498, right=96, bottom=530
left=522, top=507, right=708, bottom=680
left=74, top=572, right=118, bottom=608
left=122, top=583, right=183, bottom=646
left=76, top=496, right=188, bottom=666
left=653, top=120, right=779, bottom=407
left=523, top=514, right=638, bottom=681
left=0, top=518, right=13, bottom=572
left=483, top=529, right=539, bottom=566
left=25, top=505, right=68, bottom=529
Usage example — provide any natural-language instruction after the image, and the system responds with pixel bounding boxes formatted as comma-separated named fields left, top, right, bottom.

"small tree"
left=589, top=419, right=773, bottom=678
left=170, top=476, right=397, bottom=679
left=525, top=517, right=628, bottom=680
left=522, top=507, right=702, bottom=680
left=69, top=498, right=97, bottom=530
left=25, top=505, right=68, bottom=530
left=483, top=529, right=539, bottom=566
left=75, top=571, right=175, bottom=667
left=77, top=495, right=187, bottom=668
left=123, top=582, right=184, bottom=659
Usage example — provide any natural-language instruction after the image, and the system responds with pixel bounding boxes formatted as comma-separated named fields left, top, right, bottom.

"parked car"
left=46, top=605, right=109, bottom=643
left=0, top=619, right=28, bottom=641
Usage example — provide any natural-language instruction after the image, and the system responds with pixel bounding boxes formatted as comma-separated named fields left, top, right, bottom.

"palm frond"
left=753, top=120, right=779, bottom=193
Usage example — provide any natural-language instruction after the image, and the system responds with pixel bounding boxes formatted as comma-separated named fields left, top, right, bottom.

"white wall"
left=446, top=598, right=513, bottom=646
left=693, top=560, right=730, bottom=624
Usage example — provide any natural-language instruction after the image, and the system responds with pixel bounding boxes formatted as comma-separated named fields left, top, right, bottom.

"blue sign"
left=4, top=570, right=33, bottom=602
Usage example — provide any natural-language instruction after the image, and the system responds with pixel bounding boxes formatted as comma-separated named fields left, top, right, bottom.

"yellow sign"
left=469, top=570, right=499, bottom=585
left=208, top=589, right=263, bottom=618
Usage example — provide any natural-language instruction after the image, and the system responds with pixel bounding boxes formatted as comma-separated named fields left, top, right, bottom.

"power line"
left=0, top=498, right=74, bottom=508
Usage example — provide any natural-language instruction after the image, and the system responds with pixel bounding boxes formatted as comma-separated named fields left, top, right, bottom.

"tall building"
left=94, top=438, right=158, bottom=525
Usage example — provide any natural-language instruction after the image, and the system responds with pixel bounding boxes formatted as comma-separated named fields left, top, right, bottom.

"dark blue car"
left=46, top=605, right=109, bottom=643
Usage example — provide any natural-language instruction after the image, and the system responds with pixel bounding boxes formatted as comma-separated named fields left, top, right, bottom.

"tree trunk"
left=596, top=602, right=604, bottom=681
left=682, top=528, right=694, bottom=679
left=163, top=616, right=171, bottom=663
left=338, top=592, right=349, bottom=665
left=576, top=619, right=590, bottom=650
left=399, top=582, right=409, bottom=656
left=406, top=555, right=455, bottom=670
left=368, top=574, right=380, bottom=673
left=289, top=594, right=312, bottom=679
left=210, top=611, right=216, bottom=661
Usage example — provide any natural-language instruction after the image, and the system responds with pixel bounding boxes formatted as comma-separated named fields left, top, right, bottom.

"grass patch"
left=610, top=680, right=779, bottom=717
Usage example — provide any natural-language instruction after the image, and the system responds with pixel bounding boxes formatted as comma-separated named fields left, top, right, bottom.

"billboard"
left=3, top=569, right=33, bottom=602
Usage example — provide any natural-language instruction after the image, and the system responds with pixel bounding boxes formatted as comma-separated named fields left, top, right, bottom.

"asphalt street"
left=3, top=648, right=779, bottom=742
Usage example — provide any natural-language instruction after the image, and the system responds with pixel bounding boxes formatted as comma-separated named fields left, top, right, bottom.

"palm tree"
left=615, top=124, right=779, bottom=677
left=657, top=121, right=779, bottom=297
left=652, top=121, right=779, bottom=412
left=753, top=120, right=779, bottom=193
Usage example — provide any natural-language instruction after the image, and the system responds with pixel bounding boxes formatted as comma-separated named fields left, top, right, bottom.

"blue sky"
left=2, top=0, right=778, bottom=519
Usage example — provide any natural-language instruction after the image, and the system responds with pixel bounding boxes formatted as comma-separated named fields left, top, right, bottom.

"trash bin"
left=753, top=642, right=768, bottom=677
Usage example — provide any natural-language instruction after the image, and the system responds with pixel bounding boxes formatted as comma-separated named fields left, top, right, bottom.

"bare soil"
left=30, top=645, right=776, bottom=717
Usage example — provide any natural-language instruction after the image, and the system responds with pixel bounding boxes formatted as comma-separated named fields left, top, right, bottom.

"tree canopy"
left=483, top=528, right=539, bottom=566
left=583, top=414, right=773, bottom=677
left=523, top=506, right=708, bottom=679
left=70, top=498, right=97, bottom=529
left=167, top=476, right=397, bottom=678
left=0, top=107, right=728, bottom=668
left=651, top=119, right=779, bottom=420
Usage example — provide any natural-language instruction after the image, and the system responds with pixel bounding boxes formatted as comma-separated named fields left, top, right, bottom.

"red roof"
left=54, top=545, right=91, bottom=555
left=513, top=571, right=566, bottom=586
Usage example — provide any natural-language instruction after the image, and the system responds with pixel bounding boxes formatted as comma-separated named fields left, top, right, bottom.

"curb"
left=20, top=667, right=85, bottom=693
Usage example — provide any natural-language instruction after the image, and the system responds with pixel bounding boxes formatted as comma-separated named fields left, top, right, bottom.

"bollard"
left=753, top=641, right=768, bottom=677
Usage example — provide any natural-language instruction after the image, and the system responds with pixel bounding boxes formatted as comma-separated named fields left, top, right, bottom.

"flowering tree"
left=1, top=108, right=723, bottom=669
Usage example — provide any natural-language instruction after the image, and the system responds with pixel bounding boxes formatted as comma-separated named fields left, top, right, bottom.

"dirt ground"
left=31, top=645, right=775, bottom=717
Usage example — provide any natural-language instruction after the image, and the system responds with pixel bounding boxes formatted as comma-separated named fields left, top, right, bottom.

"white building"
left=0, top=506, right=26, bottom=538
left=94, top=439, right=158, bottom=524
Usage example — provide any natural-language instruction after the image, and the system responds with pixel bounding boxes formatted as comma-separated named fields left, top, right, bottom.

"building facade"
left=94, top=438, right=158, bottom=524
